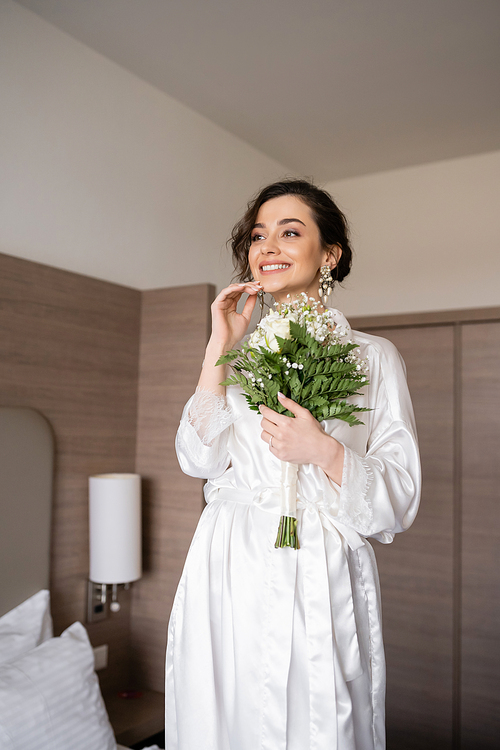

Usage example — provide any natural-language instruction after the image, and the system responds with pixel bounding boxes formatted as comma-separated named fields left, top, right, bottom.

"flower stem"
left=274, top=515, right=300, bottom=550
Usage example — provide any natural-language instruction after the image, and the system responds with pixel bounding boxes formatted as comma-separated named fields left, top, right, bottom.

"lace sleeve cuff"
left=188, top=388, right=237, bottom=446
left=175, top=389, right=238, bottom=478
left=337, top=445, right=374, bottom=536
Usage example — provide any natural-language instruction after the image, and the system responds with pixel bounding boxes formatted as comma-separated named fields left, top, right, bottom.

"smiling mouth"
left=260, top=263, right=291, bottom=273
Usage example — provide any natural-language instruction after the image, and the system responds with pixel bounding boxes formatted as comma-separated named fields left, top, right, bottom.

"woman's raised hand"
left=210, top=281, right=262, bottom=351
left=197, top=281, right=261, bottom=396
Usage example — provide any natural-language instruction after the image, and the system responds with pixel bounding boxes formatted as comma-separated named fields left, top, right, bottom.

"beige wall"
left=325, top=150, right=500, bottom=317
left=1, top=0, right=499, bottom=317
left=0, top=0, right=288, bottom=291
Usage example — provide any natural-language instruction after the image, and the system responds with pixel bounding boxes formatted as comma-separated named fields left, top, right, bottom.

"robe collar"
left=325, top=307, right=354, bottom=342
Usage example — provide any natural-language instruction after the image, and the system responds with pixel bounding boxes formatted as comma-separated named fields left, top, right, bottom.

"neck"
left=269, top=269, right=325, bottom=308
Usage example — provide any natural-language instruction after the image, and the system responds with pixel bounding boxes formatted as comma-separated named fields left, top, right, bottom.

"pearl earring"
left=318, top=265, right=334, bottom=304
left=258, top=289, right=265, bottom=316
left=251, top=277, right=266, bottom=319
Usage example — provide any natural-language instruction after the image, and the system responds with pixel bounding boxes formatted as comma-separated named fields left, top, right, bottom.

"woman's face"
left=248, top=195, right=338, bottom=305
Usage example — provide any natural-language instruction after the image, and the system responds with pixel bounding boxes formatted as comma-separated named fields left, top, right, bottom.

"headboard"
left=0, top=407, right=54, bottom=617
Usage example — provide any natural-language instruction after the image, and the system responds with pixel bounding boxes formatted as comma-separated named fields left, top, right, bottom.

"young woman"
left=166, top=180, right=421, bottom=750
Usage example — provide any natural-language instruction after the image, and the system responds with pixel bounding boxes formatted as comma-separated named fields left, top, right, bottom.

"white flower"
left=249, top=311, right=291, bottom=352
left=249, top=293, right=354, bottom=353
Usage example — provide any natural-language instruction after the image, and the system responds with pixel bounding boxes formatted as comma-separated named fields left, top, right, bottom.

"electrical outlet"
left=93, top=644, right=108, bottom=671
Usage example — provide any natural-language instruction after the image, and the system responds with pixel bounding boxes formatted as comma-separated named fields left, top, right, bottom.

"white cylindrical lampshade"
left=89, top=473, right=142, bottom=584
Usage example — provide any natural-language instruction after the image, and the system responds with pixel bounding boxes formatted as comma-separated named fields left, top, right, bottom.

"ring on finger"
left=269, top=436, right=273, bottom=450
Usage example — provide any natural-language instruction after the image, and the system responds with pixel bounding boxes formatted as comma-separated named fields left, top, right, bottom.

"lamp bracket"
left=87, top=581, right=108, bottom=623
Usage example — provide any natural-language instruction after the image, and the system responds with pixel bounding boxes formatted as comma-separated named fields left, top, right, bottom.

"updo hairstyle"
left=230, top=179, right=353, bottom=285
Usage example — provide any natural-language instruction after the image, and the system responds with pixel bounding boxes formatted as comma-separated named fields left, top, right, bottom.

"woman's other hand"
left=210, top=282, right=261, bottom=351
left=259, top=392, right=345, bottom=485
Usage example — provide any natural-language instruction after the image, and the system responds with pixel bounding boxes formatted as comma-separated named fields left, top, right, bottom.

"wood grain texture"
left=461, top=322, right=500, bottom=749
left=106, top=689, right=165, bottom=746
left=366, top=326, right=455, bottom=749
left=350, top=307, right=500, bottom=331
left=131, top=284, right=214, bottom=692
left=0, top=251, right=141, bottom=693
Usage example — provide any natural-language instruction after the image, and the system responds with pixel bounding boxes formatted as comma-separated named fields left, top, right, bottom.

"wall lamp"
left=87, top=473, right=142, bottom=623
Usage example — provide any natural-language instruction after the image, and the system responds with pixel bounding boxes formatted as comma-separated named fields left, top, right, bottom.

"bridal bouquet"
left=216, top=294, right=369, bottom=549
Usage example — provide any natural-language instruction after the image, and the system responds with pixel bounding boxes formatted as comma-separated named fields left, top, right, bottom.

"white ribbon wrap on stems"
left=280, top=460, right=299, bottom=517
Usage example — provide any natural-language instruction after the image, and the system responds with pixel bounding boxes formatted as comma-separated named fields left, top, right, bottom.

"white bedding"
left=0, top=593, right=163, bottom=750
left=0, top=589, right=52, bottom=666
left=0, top=619, right=115, bottom=749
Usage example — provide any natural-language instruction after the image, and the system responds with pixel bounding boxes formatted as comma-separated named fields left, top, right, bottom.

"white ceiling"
left=14, top=0, right=500, bottom=180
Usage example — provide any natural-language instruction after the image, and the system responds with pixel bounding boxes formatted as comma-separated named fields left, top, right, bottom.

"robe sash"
left=205, top=484, right=364, bottom=749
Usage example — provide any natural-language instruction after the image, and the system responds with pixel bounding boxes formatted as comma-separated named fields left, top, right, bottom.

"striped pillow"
left=0, top=621, right=116, bottom=750
left=0, top=590, right=53, bottom=667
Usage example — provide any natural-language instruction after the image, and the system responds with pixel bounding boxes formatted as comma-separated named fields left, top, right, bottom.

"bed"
left=0, top=407, right=160, bottom=750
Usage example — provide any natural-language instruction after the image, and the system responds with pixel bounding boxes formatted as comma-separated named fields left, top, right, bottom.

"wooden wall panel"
left=365, top=326, right=455, bottom=749
left=131, top=284, right=214, bottom=692
left=461, top=322, right=500, bottom=749
left=0, top=252, right=141, bottom=694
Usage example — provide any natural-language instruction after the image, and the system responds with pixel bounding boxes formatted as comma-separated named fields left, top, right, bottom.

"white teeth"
left=261, top=264, right=290, bottom=271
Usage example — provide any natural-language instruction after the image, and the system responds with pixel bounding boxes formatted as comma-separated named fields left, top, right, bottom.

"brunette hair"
left=230, top=179, right=353, bottom=284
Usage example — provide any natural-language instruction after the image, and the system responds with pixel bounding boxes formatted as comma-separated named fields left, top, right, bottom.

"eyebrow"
left=253, top=217, right=306, bottom=229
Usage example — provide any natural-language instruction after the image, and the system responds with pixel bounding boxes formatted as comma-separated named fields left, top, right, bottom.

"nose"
left=261, top=231, right=280, bottom=255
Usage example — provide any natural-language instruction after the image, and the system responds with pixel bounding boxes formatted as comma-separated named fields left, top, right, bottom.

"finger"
left=215, top=282, right=261, bottom=303
left=212, top=287, right=240, bottom=308
left=241, top=290, right=258, bottom=322
left=260, top=417, right=279, bottom=435
left=259, top=403, right=290, bottom=425
left=235, top=282, right=262, bottom=295
left=214, top=283, right=259, bottom=317
left=261, top=430, right=277, bottom=452
left=277, top=391, right=311, bottom=418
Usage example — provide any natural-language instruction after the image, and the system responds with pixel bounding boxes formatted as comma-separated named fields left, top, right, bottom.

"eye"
left=251, top=233, right=265, bottom=242
left=283, top=229, right=300, bottom=237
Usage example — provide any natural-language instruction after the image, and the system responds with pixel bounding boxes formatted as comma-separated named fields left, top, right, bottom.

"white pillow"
left=0, top=589, right=52, bottom=666
left=0, top=620, right=116, bottom=750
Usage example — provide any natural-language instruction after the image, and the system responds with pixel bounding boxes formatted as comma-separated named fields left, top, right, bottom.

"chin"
left=260, top=278, right=290, bottom=293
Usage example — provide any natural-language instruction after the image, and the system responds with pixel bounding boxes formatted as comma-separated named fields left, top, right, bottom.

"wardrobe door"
left=369, top=326, right=455, bottom=749
left=461, top=322, right=500, bottom=749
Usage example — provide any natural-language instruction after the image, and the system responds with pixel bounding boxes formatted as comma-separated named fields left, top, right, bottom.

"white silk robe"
left=166, top=309, right=421, bottom=750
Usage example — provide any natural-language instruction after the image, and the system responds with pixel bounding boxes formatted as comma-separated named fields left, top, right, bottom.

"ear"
left=322, top=244, right=342, bottom=269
